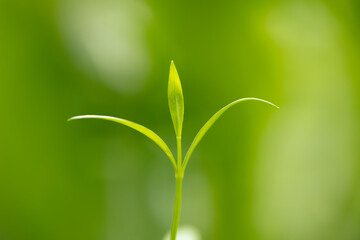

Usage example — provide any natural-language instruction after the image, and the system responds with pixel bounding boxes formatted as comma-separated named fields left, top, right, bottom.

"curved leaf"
left=168, top=61, right=184, bottom=137
left=182, top=98, right=279, bottom=169
left=68, top=115, right=176, bottom=168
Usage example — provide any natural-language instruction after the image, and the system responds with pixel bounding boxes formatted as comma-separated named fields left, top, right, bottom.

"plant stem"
left=176, top=136, right=182, bottom=166
left=170, top=175, right=183, bottom=240
left=170, top=135, right=183, bottom=240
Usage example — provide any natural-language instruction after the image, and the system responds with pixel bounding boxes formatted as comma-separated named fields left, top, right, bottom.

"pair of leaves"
left=69, top=61, right=279, bottom=170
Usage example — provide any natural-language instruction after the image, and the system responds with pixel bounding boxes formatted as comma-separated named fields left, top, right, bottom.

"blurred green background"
left=0, top=0, right=359, bottom=239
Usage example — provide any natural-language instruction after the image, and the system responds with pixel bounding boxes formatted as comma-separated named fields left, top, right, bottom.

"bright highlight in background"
left=163, top=226, right=202, bottom=240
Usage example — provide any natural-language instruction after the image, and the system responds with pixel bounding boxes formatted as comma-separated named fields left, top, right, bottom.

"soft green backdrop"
left=0, top=0, right=359, bottom=239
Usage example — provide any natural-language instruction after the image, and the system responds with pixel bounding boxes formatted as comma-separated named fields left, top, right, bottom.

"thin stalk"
left=170, top=175, right=183, bottom=240
left=176, top=136, right=182, bottom=167
left=170, top=136, right=183, bottom=240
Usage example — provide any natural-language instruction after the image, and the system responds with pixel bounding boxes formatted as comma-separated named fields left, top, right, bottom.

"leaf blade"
left=183, top=98, right=279, bottom=169
left=68, top=115, right=176, bottom=168
left=168, top=61, right=184, bottom=137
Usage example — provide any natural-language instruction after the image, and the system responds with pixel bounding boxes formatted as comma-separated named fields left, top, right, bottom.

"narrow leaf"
left=183, top=98, right=279, bottom=169
left=68, top=115, right=176, bottom=168
left=168, top=61, right=184, bottom=137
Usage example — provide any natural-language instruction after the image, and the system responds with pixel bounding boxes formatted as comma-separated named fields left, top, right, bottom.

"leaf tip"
left=67, top=115, right=84, bottom=122
left=250, top=98, right=280, bottom=109
left=271, top=103, right=280, bottom=109
left=170, top=60, right=177, bottom=73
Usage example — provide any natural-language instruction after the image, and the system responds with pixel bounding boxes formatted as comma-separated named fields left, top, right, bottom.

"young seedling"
left=69, top=61, right=279, bottom=240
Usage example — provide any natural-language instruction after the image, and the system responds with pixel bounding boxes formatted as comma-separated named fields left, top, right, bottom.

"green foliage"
left=168, top=61, right=184, bottom=138
left=68, top=115, right=176, bottom=168
left=69, top=61, right=278, bottom=240
left=183, top=98, right=279, bottom=170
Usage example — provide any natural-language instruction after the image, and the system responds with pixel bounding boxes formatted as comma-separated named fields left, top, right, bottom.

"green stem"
left=176, top=136, right=182, bottom=167
left=170, top=135, right=183, bottom=240
left=170, top=175, right=183, bottom=240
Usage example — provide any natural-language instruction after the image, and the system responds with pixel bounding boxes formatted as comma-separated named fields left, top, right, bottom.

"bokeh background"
left=0, top=0, right=359, bottom=239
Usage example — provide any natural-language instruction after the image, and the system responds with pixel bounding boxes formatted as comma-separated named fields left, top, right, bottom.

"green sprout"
left=69, top=61, right=279, bottom=240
